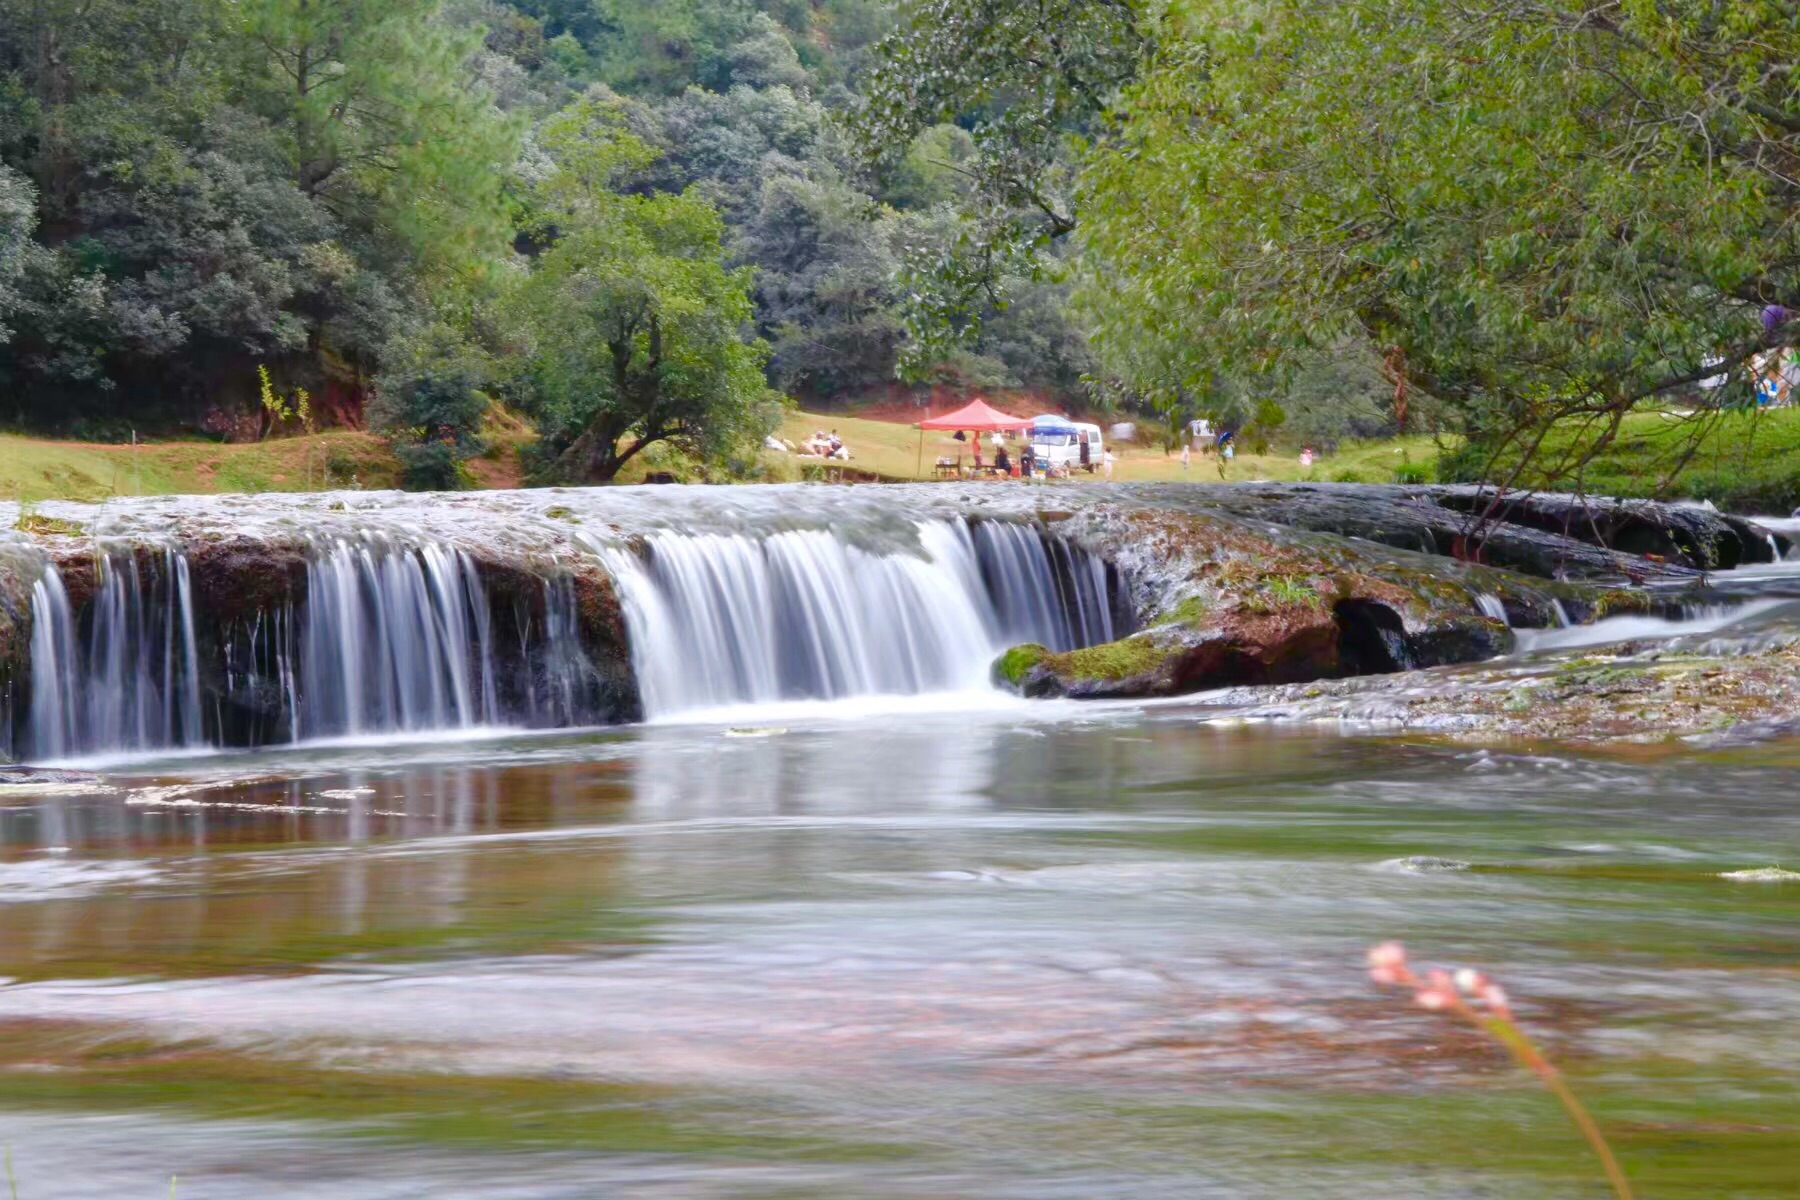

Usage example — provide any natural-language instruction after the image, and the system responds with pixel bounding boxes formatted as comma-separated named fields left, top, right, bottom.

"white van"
left=1028, top=419, right=1104, bottom=474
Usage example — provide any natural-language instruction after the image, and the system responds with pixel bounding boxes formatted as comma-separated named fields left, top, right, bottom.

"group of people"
left=800, top=429, right=850, bottom=460
left=952, top=428, right=1115, bottom=480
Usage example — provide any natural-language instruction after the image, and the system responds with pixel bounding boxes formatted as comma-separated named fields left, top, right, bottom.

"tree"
left=0, top=163, right=34, bottom=342
left=849, top=0, right=1146, bottom=373
left=1078, top=0, right=1800, bottom=486
left=735, top=171, right=903, bottom=403
left=509, top=94, right=781, bottom=482
left=232, top=0, right=518, bottom=283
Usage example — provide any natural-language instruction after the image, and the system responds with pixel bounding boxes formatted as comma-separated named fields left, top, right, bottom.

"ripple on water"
left=1370, top=856, right=1473, bottom=874
left=0, top=857, right=160, bottom=902
left=1719, top=866, right=1800, bottom=882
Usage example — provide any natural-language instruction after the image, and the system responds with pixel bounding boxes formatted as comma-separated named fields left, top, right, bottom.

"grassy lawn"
left=775, top=409, right=1445, bottom=484
left=1479, top=406, right=1800, bottom=512
left=0, top=430, right=403, bottom=502
left=11, top=403, right=1778, bottom=507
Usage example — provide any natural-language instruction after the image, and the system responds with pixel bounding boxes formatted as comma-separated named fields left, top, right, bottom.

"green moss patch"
left=14, top=512, right=84, bottom=536
left=1042, top=634, right=1172, bottom=683
left=995, top=643, right=1049, bottom=685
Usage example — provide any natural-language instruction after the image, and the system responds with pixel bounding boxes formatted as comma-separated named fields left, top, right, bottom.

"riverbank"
left=3, top=405, right=1796, bottom=519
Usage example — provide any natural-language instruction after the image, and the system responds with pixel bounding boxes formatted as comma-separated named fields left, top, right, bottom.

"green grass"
left=1454, top=406, right=1800, bottom=512
left=12, top=403, right=1784, bottom=509
left=0, top=430, right=403, bottom=502
left=776, top=409, right=1448, bottom=484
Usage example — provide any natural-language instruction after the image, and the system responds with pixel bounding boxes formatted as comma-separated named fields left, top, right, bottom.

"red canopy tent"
left=914, top=398, right=1033, bottom=476
left=916, top=398, right=1033, bottom=432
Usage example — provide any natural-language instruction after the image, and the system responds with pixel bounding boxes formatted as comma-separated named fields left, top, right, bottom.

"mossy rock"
left=993, top=643, right=1049, bottom=687
left=1042, top=635, right=1174, bottom=683
left=14, top=513, right=84, bottom=537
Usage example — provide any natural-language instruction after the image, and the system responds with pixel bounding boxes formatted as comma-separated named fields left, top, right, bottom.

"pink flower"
left=1415, top=968, right=1459, bottom=1011
left=1368, top=941, right=1409, bottom=985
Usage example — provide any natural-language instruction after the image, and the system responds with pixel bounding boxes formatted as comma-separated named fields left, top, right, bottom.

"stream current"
left=0, top=494, right=1795, bottom=1196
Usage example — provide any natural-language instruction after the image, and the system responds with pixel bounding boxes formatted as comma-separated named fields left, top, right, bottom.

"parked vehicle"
left=1029, top=416, right=1105, bottom=474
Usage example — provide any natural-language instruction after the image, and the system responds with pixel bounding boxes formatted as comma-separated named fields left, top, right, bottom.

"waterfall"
left=15, top=509, right=1130, bottom=754
left=26, top=551, right=205, bottom=761
left=294, top=540, right=497, bottom=740
left=1473, top=594, right=1510, bottom=625
left=606, top=519, right=1127, bottom=718
left=972, top=521, right=1119, bottom=651
left=22, top=539, right=572, bottom=758
left=26, top=570, right=79, bottom=762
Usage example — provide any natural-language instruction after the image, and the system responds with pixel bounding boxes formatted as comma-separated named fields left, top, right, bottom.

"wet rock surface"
left=1209, top=641, right=1800, bottom=747
left=998, top=488, right=1714, bottom=701
left=1141, top=482, right=1775, bottom=581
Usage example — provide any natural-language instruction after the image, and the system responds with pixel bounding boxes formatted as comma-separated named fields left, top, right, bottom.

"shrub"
left=371, top=325, right=490, bottom=492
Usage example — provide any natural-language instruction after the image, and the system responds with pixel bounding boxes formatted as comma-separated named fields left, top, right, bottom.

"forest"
left=0, top=1, right=1794, bottom=489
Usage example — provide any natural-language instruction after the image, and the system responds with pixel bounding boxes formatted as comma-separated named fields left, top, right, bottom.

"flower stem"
left=1479, top=1014, right=1635, bottom=1200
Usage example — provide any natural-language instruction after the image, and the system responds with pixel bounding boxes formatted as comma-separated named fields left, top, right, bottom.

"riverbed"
left=0, top=692, right=1795, bottom=1197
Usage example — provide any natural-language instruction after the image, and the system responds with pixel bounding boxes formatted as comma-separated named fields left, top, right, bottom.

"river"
left=0, top=687, right=1796, bottom=1196
left=0, top=485, right=1796, bottom=1196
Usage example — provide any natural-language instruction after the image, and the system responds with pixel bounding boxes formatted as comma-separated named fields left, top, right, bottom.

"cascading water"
left=23, top=536, right=609, bottom=759
left=604, top=519, right=1128, bottom=718
left=972, top=521, right=1119, bottom=651
left=295, top=539, right=497, bottom=740
left=26, top=550, right=204, bottom=761
left=12, top=495, right=1132, bottom=755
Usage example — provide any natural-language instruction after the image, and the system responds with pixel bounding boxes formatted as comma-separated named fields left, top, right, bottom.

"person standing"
left=1102, top=449, right=1116, bottom=480
left=1079, top=433, right=1092, bottom=472
left=1180, top=441, right=1191, bottom=471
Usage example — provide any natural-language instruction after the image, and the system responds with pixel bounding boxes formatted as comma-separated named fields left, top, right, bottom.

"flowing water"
left=0, top=700, right=1797, bottom=1197
left=0, top=490, right=1796, bottom=1196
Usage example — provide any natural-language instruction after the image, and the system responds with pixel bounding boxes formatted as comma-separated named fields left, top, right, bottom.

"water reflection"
left=0, top=712, right=1794, bottom=1197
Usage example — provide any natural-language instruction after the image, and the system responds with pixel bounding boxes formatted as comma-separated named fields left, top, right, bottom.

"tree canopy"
left=509, top=95, right=780, bottom=482
left=3, top=0, right=1789, bottom=491
left=1075, top=0, right=1799, bottom=476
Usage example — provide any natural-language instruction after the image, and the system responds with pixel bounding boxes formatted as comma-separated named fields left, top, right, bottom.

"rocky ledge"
left=1203, top=640, right=1800, bottom=748
left=995, top=484, right=1777, bottom=702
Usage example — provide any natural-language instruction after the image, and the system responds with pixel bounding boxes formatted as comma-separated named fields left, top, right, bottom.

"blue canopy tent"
left=1031, top=414, right=1079, bottom=432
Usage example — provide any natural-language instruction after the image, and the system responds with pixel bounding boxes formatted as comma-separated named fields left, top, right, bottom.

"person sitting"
left=994, top=445, right=1012, bottom=475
